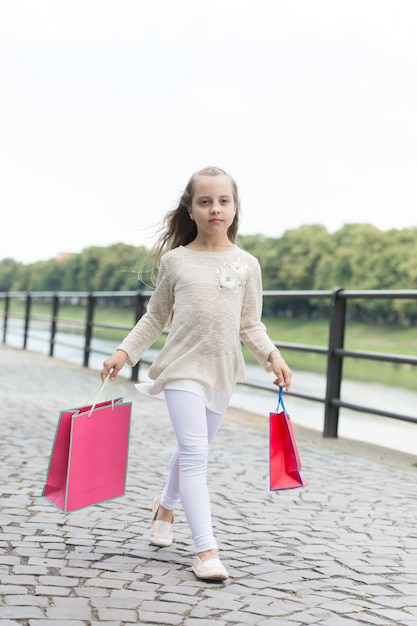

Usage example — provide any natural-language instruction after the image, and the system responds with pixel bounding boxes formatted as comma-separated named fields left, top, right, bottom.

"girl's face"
left=189, top=175, right=237, bottom=240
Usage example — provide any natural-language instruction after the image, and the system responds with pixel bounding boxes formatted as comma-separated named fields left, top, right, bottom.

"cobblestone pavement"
left=1, top=345, right=417, bottom=626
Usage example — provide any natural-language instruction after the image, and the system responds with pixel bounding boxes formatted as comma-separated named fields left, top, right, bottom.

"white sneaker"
left=148, top=495, right=174, bottom=547
left=192, top=556, right=228, bottom=581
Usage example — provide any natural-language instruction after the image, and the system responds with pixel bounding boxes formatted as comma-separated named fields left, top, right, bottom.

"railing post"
left=323, top=287, right=346, bottom=438
left=23, top=292, right=32, bottom=349
left=83, top=293, right=95, bottom=368
left=131, top=291, right=145, bottom=382
left=2, top=293, right=10, bottom=343
left=49, top=293, right=59, bottom=357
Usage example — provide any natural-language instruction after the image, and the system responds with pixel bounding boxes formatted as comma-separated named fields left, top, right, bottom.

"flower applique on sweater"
left=217, top=258, right=249, bottom=293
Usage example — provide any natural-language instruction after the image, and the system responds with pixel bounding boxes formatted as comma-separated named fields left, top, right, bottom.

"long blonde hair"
left=142, top=166, right=240, bottom=284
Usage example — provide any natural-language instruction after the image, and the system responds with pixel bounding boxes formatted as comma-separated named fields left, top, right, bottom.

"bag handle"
left=275, top=386, right=288, bottom=416
left=86, top=375, right=114, bottom=417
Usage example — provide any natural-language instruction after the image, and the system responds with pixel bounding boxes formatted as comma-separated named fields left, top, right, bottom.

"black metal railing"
left=1, top=288, right=416, bottom=438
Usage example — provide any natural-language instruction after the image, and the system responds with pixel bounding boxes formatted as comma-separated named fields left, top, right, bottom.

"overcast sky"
left=1, top=0, right=416, bottom=264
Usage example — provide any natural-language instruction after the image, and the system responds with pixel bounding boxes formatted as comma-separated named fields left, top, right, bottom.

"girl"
left=101, top=166, right=292, bottom=581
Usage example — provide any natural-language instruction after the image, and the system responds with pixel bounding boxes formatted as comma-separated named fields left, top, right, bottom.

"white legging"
left=160, top=389, right=224, bottom=553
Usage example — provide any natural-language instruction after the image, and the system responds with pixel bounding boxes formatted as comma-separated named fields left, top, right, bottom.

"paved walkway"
left=1, top=344, right=417, bottom=626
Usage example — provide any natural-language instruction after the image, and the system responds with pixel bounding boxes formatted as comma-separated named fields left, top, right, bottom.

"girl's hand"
left=101, top=349, right=128, bottom=381
left=269, top=354, right=292, bottom=391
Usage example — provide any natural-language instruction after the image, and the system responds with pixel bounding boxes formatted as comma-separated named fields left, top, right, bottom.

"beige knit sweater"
left=118, top=246, right=276, bottom=396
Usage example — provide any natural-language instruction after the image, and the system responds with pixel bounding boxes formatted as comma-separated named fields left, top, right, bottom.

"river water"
left=5, top=319, right=417, bottom=455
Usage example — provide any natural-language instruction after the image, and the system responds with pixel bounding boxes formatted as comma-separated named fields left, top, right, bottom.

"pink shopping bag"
left=270, top=387, right=307, bottom=490
left=43, top=385, right=131, bottom=513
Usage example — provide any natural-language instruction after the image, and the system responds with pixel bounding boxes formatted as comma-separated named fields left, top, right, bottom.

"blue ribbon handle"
left=276, top=386, right=288, bottom=415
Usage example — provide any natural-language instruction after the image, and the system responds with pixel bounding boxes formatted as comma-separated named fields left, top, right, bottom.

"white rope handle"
left=86, top=375, right=114, bottom=417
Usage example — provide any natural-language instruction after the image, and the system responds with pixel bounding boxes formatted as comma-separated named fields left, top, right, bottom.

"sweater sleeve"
left=117, top=257, right=174, bottom=366
left=239, top=258, right=277, bottom=371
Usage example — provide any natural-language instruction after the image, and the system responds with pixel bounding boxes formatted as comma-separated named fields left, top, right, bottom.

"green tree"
left=0, top=258, right=21, bottom=291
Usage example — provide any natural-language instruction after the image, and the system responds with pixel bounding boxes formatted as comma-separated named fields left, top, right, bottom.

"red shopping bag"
left=270, top=387, right=307, bottom=490
left=43, top=379, right=131, bottom=513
